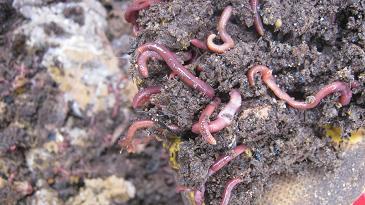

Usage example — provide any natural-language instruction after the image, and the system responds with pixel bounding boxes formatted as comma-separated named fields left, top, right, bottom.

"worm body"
left=208, top=144, right=248, bottom=176
left=192, top=90, right=241, bottom=136
left=137, top=43, right=215, bottom=98
left=125, top=0, right=162, bottom=25
left=191, top=39, right=209, bottom=50
left=250, top=0, right=264, bottom=36
left=132, top=86, right=162, bottom=109
left=247, top=65, right=353, bottom=110
left=137, top=51, right=163, bottom=77
left=207, top=6, right=235, bottom=53
left=119, top=120, right=155, bottom=153
left=220, top=178, right=243, bottom=205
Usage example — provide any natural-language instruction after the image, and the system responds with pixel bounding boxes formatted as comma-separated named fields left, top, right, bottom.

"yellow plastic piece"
left=245, top=149, right=253, bottom=158
left=165, top=137, right=182, bottom=170
left=324, top=125, right=342, bottom=144
left=349, top=128, right=365, bottom=144
left=324, top=125, right=364, bottom=145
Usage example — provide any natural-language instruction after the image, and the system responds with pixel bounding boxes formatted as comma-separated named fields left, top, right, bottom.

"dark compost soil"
left=0, top=0, right=182, bottom=205
left=130, top=0, right=365, bottom=204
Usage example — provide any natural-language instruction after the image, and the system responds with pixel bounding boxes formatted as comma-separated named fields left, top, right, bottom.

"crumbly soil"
left=131, top=0, right=365, bottom=204
left=0, top=1, right=182, bottom=205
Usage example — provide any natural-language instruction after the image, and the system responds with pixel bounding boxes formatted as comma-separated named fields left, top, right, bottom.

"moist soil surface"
left=131, top=0, right=365, bottom=204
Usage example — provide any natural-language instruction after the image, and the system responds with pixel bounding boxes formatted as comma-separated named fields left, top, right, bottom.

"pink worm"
left=247, top=65, right=353, bottom=110
left=137, top=51, right=163, bottom=78
left=250, top=0, right=265, bottom=36
left=193, top=144, right=248, bottom=205
left=208, top=144, right=248, bottom=176
left=191, top=39, right=209, bottom=50
left=220, top=178, right=244, bottom=205
left=119, top=120, right=155, bottom=153
left=137, top=43, right=215, bottom=98
left=192, top=97, right=221, bottom=144
left=192, top=90, right=241, bottom=140
left=137, top=50, right=193, bottom=78
left=207, top=6, right=235, bottom=53
left=124, top=0, right=162, bottom=25
left=132, top=86, right=162, bottom=109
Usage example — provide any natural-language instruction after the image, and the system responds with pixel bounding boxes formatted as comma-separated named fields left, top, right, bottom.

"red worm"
left=119, top=120, right=155, bottom=153
left=124, top=0, right=162, bottom=25
left=191, top=39, right=209, bottom=50
left=191, top=97, right=221, bottom=144
left=247, top=65, right=353, bottom=110
left=192, top=89, right=241, bottom=135
left=137, top=51, right=163, bottom=77
left=208, top=144, right=248, bottom=176
left=194, top=186, right=206, bottom=205
left=137, top=50, right=193, bottom=78
left=207, top=6, right=235, bottom=53
left=220, top=178, right=244, bottom=205
left=193, top=145, right=248, bottom=205
left=250, top=0, right=265, bottom=36
left=132, top=86, right=162, bottom=109
left=137, top=43, right=215, bottom=98
left=132, top=25, right=140, bottom=36
left=200, top=115, right=217, bottom=145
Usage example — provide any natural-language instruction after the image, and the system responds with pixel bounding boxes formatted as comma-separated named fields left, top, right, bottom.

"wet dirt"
left=131, top=0, right=365, bottom=204
left=0, top=0, right=182, bottom=205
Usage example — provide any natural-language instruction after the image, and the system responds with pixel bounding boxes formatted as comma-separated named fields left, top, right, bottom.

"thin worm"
left=191, top=98, right=221, bottom=144
left=208, top=144, right=248, bottom=176
left=125, top=0, right=162, bottom=25
left=250, top=0, right=265, bottom=36
left=132, top=86, right=162, bottom=109
left=192, top=90, right=241, bottom=134
left=119, top=120, right=155, bottom=153
left=137, top=43, right=215, bottom=98
left=191, top=39, right=209, bottom=50
left=137, top=51, right=162, bottom=77
left=200, top=115, right=217, bottom=145
left=137, top=50, right=193, bottom=78
left=207, top=6, right=235, bottom=53
left=193, top=145, right=248, bottom=204
left=247, top=65, right=353, bottom=110
left=220, top=178, right=244, bottom=205
left=194, top=186, right=206, bottom=205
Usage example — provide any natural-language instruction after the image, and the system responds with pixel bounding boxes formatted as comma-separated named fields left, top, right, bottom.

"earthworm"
left=132, top=25, right=140, bottom=36
left=200, top=115, right=217, bottom=145
left=192, top=89, right=241, bottom=135
left=207, top=6, right=235, bottom=53
left=208, top=144, right=248, bottom=176
left=194, top=145, right=248, bottom=205
left=354, top=192, right=365, bottom=205
left=250, top=0, right=265, bottom=36
left=132, top=86, right=162, bottom=109
left=191, top=39, right=209, bottom=50
left=220, top=178, right=244, bottom=205
left=137, top=50, right=193, bottom=78
left=137, top=51, right=163, bottom=77
left=119, top=120, right=155, bottom=153
left=191, top=97, right=221, bottom=144
left=124, top=0, right=162, bottom=26
left=194, top=186, right=206, bottom=205
left=247, top=65, right=353, bottom=110
left=137, top=43, right=215, bottom=98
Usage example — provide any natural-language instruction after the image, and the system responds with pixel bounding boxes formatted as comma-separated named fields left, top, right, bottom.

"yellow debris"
left=167, top=137, right=182, bottom=170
